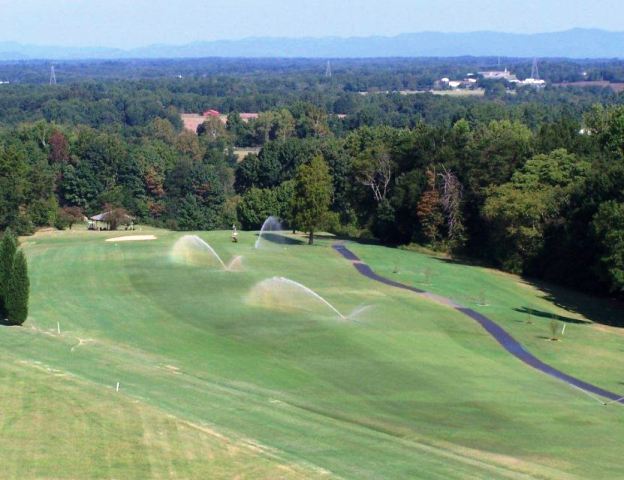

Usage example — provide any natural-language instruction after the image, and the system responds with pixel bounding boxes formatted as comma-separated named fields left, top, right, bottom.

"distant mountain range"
left=2, top=29, right=624, bottom=60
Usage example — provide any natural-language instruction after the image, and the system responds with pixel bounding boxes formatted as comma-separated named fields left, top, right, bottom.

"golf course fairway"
left=1, top=228, right=623, bottom=479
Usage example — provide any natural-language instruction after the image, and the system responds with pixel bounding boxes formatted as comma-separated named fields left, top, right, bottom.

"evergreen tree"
left=6, top=250, right=29, bottom=325
left=0, top=229, right=17, bottom=317
left=291, top=156, right=333, bottom=245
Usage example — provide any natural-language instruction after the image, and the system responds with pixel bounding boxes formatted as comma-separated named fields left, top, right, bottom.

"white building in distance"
left=478, top=68, right=519, bottom=83
left=520, top=77, right=546, bottom=87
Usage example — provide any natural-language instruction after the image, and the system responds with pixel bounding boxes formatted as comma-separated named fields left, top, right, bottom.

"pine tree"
left=6, top=250, right=29, bottom=326
left=0, top=229, right=17, bottom=317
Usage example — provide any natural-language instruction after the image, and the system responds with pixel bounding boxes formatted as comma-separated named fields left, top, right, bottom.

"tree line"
left=2, top=105, right=624, bottom=297
left=233, top=105, right=624, bottom=297
left=4, top=57, right=624, bottom=86
left=1, top=66, right=624, bottom=298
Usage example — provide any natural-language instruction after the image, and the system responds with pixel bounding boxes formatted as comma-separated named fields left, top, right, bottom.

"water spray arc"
left=255, top=216, right=284, bottom=249
left=279, top=277, right=344, bottom=319
left=247, top=276, right=370, bottom=321
left=247, top=276, right=347, bottom=319
left=171, top=235, right=242, bottom=271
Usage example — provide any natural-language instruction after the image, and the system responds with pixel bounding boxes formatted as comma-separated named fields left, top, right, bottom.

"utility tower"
left=531, top=58, right=540, bottom=80
left=49, top=66, right=57, bottom=85
left=325, top=60, right=332, bottom=79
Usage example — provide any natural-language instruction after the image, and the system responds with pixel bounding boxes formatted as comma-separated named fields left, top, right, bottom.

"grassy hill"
left=1, top=227, right=623, bottom=479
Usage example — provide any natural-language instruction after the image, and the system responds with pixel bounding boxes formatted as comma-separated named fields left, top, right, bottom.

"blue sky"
left=0, top=0, right=622, bottom=48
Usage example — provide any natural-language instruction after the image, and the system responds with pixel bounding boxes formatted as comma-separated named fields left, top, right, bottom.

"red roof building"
left=203, top=109, right=221, bottom=117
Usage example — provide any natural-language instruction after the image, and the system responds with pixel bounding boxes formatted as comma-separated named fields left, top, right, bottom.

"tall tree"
left=48, top=130, right=70, bottom=164
left=175, top=131, right=203, bottom=162
left=6, top=250, right=29, bottom=326
left=592, top=201, right=624, bottom=292
left=0, top=147, right=28, bottom=231
left=291, top=155, right=333, bottom=245
left=197, top=117, right=227, bottom=141
left=467, top=120, right=533, bottom=193
left=483, top=149, right=589, bottom=272
left=0, top=229, right=17, bottom=316
left=417, top=168, right=444, bottom=246
left=353, top=145, right=394, bottom=204
left=237, top=188, right=280, bottom=230
left=439, top=167, right=466, bottom=250
left=254, top=112, right=275, bottom=144
left=274, top=109, right=296, bottom=141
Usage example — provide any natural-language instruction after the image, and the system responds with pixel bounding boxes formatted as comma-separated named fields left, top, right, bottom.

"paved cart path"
left=333, top=243, right=624, bottom=405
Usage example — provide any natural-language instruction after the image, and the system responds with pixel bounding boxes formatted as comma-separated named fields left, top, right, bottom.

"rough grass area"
left=0, top=354, right=316, bottom=479
left=1, top=227, right=623, bottom=479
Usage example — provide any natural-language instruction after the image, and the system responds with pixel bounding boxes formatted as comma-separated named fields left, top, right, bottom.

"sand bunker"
left=106, top=235, right=157, bottom=242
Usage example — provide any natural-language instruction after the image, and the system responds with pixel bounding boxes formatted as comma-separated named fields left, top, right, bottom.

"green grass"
left=1, top=228, right=623, bottom=479
left=350, top=242, right=624, bottom=393
left=0, top=354, right=317, bottom=479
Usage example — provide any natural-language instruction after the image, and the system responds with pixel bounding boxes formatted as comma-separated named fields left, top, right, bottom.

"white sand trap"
left=106, top=235, right=157, bottom=242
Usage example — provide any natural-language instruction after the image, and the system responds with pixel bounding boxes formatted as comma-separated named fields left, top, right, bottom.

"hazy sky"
left=0, top=0, right=623, bottom=48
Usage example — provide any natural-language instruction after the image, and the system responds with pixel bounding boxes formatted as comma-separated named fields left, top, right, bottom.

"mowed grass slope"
left=0, top=355, right=316, bottom=479
left=1, top=228, right=623, bottom=479
left=350, top=243, right=624, bottom=393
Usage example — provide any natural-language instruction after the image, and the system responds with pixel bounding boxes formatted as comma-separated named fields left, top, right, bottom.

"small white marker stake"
left=562, top=324, right=566, bottom=336
left=116, top=382, right=120, bottom=393
left=57, top=322, right=61, bottom=335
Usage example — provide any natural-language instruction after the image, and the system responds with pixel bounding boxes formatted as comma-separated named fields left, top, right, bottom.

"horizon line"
left=1, top=27, right=621, bottom=51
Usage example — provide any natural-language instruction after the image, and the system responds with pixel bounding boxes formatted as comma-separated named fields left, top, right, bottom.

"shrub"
left=6, top=250, right=29, bottom=325
left=0, top=229, right=17, bottom=316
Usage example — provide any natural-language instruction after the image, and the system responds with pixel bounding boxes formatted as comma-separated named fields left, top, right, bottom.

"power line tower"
left=531, top=58, right=540, bottom=80
left=325, top=60, right=332, bottom=79
left=49, top=66, right=57, bottom=85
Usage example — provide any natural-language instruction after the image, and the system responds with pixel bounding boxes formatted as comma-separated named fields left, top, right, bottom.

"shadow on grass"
left=513, top=307, right=591, bottom=325
left=0, top=318, right=19, bottom=327
left=256, top=232, right=305, bottom=246
left=531, top=280, right=624, bottom=328
left=436, top=256, right=494, bottom=268
left=259, top=231, right=378, bottom=246
left=442, top=259, right=624, bottom=329
left=350, top=239, right=624, bottom=330
left=317, top=233, right=382, bottom=246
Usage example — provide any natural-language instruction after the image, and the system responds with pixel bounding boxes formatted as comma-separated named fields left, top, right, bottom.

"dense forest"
left=2, top=58, right=624, bottom=296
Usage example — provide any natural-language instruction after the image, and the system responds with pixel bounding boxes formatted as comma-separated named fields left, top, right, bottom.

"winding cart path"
left=333, top=243, right=624, bottom=405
